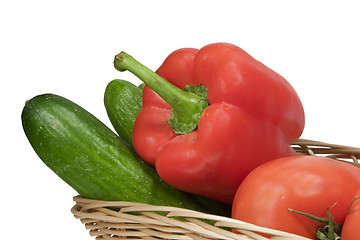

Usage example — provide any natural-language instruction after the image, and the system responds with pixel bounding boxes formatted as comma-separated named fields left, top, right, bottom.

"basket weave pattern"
left=72, top=139, right=360, bottom=240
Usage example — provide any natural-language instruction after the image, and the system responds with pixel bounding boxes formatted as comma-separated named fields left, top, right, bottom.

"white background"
left=1, top=1, right=359, bottom=239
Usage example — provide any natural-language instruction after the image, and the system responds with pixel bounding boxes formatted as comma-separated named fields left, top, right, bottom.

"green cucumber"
left=21, top=93, right=224, bottom=213
left=104, top=79, right=143, bottom=147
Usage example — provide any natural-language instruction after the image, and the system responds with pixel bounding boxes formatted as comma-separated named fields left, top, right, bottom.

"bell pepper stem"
left=114, top=52, right=208, bottom=134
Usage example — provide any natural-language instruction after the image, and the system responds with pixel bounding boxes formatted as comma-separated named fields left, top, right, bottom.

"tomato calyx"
left=288, top=204, right=341, bottom=240
left=347, top=196, right=360, bottom=214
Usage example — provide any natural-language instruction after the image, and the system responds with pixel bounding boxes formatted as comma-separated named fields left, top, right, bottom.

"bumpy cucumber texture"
left=22, top=93, right=221, bottom=212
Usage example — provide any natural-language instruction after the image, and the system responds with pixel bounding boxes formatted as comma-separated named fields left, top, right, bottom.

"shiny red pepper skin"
left=132, top=43, right=305, bottom=203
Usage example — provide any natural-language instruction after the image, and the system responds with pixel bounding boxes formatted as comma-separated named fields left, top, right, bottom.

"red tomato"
left=342, top=188, right=360, bottom=240
left=231, top=156, right=360, bottom=239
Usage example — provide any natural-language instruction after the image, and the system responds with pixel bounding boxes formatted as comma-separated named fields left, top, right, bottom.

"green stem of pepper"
left=114, top=52, right=208, bottom=134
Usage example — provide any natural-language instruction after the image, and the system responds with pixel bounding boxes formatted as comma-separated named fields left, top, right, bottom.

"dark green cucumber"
left=21, top=93, right=219, bottom=212
left=104, top=79, right=143, bottom=147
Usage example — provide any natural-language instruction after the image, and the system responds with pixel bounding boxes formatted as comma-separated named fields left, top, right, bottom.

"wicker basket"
left=72, top=139, right=360, bottom=240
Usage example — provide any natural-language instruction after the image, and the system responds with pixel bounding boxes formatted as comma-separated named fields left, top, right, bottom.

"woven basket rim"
left=72, top=138, right=360, bottom=239
left=72, top=195, right=312, bottom=240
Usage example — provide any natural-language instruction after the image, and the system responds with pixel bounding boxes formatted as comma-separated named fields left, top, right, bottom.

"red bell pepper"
left=114, top=43, right=305, bottom=203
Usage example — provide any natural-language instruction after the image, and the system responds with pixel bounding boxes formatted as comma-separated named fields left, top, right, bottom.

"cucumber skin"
left=104, top=79, right=142, bottom=148
left=21, top=93, right=211, bottom=211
